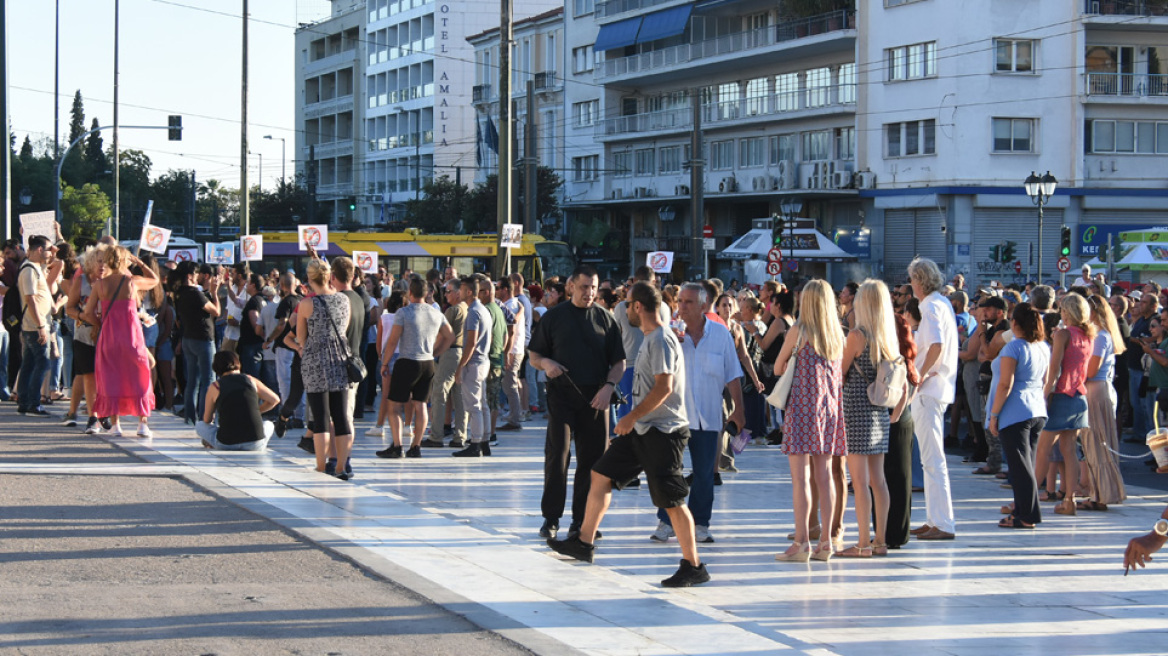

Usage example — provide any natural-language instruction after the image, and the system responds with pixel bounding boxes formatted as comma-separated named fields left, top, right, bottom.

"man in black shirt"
left=528, top=265, right=625, bottom=540
left=175, top=261, right=221, bottom=425
left=269, top=273, right=303, bottom=425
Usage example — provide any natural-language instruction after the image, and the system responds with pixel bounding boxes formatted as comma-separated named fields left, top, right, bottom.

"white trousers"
left=911, top=394, right=956, bottom=533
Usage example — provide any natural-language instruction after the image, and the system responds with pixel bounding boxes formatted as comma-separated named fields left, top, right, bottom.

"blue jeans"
left=18, top=331, right=51, bottom=412
left=238, top=342, right=263, bottom=379
left=183, top=338, right=215, bottom=423
left=0, top=328, right=10, bottom=399
left=911, top=433, right=924, bottom=488
left=658, top=428, right=718, bottom=528
left=48, top=326, right=63, bottom=392
left=1129, top=368, right=1152, bottom=439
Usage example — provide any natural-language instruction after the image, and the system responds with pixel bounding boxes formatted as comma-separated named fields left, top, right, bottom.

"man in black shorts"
left=376, top=276, right=454, bottom=458
left=547, top=282, right=709, bottom=588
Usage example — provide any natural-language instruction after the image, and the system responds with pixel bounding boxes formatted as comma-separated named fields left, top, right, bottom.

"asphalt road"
left=0, top=408, right=531, bottom=656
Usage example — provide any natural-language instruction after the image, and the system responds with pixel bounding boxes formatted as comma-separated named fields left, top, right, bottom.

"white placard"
left=168, top=247, right=200, bottom=264
left=20, top=211, right=56, bottom=250
left=297, top=224, right=329, bottom=252
left=703, top=238, right=717, bottom=251
left=139, top=224, right=172, bottom=254
left=241, top=235, right=264, bottom=262
left=647, top=251, right=674, bottom=274
left=205, top=242, right=236, bottom=265
left=353, top=250, right=379, bottom=274
left=500, top=223, right=523, bottom=249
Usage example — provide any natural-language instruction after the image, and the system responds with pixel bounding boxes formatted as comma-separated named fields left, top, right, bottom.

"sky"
left=8, top=0, right=332, bottom=191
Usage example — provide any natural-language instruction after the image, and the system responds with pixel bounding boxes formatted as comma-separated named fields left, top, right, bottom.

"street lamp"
left=264, top=135, right=286, bottom=184
left=780, top=198, right=802, bottom=282
left=1024, top=170, right=1058, bottom=284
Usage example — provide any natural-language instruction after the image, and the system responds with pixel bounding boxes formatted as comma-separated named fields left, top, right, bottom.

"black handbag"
left=320, top=295, right=367, bottom=385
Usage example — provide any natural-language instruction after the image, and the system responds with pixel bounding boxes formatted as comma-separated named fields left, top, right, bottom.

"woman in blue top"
left=987, top=303, right=1051, bottom=529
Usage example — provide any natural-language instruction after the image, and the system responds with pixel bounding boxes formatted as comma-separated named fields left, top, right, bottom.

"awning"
left=719, top=228, right=857, bottom=263
left=374, top=242, right=433, bottom=257
left=594, top=16, right=643, bottom=51
left=264, top=242, right=347, bottom=257
left=637, top=4, right=692, bottom=44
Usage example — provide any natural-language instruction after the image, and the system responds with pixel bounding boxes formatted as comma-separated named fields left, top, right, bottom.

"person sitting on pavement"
left=197, top=350, right=280, bottom=450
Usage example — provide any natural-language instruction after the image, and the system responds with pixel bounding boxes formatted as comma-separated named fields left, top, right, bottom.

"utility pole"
left=52, top=0, right=59, bottom=236
left=113, top=0, right=120, bottom=239
left=240, top=0, right=250, bottom=236
left=0, top=0, right=10, bottom=241
left=494, top=0, right=512, bottom=280
left=306, top=143, right=317, bottom=225
left=524, top=80, right=537, bottom=235
left=688, top=90, right=704, bottom=281
left=190, top=170, right=197, bottom=239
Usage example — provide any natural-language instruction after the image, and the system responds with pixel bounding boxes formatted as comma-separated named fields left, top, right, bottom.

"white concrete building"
left=859, top=0, right=1168, bottom=288
left=294, top=0, right=366, bottom=225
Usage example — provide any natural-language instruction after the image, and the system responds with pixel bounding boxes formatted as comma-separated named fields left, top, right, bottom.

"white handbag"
left=766, top=333, right=802, bottom=410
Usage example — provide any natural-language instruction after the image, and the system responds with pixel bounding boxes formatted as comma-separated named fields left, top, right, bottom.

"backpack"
left=857, top=327, right=907, bottom=409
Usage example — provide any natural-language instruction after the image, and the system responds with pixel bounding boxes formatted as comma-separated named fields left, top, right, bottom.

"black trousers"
left=1001, top=417, right=1046, bottom=524
left=541, top=383, right=609, bottom=527
left=884, top=412, right=915, bottom=548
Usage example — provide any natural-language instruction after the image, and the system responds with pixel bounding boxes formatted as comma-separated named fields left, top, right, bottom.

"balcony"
left=596, top=0, right=679, bottom=19
left=1084, top=0, right=1168, bottom=16
left=473, top=84, right=491, bottom=103
left=597, top=85, right=856, bottom=140
left=1085, top=72, right=1168, bottom=100
left=598, top=10, right=855, bottom=83
left=534, top=71, right=558, bottom=91
left=304, top=95, right=354, bottom=120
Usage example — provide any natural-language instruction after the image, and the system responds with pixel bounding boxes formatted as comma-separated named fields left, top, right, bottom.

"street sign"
left=767, top=247, right=783, bottom=263
left=766, top=261, right=781, bottom=276
left=1014, top=260, right=1022, bottom=274
left=788, top=259, right=799, bottom=271
left=1057, top=256, right=1071, bottom=273
left=703, top=224, right=713, bottom=238
left=703, top=238, right=716, bottom=250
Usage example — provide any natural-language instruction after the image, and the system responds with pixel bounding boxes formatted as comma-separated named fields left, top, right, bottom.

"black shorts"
left=593, top=426, right=691, bottom=509
left=388, top=358, right=437, bottom=403
left=73, top=341, right=96, bottom=377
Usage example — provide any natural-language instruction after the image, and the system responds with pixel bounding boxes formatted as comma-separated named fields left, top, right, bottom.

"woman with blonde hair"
left=837, top=280, right=896, bottom=556
left=774, top=279, right=847, bottom=562
left=1035, top=292, right=1095, bottom=516
left=81, top=245, right=160, bottom=437
left=1078, top=294, right=1127, bottom=511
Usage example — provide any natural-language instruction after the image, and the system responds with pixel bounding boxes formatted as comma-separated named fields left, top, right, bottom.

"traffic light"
left=989, top=244, right=1001, bottom=263
left=773, top=218, right=786, bottom=246
left=1001, top=240, right=1017, bottom=263
left=168, top=115, right=182, bottom=141
left=1060, top=226, right=1072, bottom=257
left=348, top=200, right=357, bottom=212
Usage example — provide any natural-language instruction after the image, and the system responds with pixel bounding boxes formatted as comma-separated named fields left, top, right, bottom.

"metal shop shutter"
left=971, top=208, right=1064, bottom=286
left=883, top=208, right=946, bottom=283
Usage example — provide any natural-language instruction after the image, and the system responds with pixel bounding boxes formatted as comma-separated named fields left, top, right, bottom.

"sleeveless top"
left=761, top=315, right=793, bottom=367
left=301, top=293, right=351, bottom=393
left=1053, top=325, right=1091, bottom=397
left=214, top=373, right=265, bottom=445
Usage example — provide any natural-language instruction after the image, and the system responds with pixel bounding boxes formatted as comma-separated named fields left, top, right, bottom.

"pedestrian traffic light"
left=989, top=244, right=1000, bottom=262
left=348, top=200, right=357, bottom=212
left=773, top=218, right=786, bottom=246
left=1001, top=241, right=1017, bottom=263
left=1060, top=226, right=1072, bottom=257
left=168, top=115, right=182, bottom=141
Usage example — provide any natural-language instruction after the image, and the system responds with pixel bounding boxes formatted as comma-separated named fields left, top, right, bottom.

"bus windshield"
left=535, top=241, right=576, bottom=281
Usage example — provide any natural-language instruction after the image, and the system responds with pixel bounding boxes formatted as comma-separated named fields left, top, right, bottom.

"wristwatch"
left=1154, top=519, right=1168, bottom=537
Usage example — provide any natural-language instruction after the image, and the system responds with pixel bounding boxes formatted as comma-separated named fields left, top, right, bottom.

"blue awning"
left=594, top=16, right=643, bottom=51
left=637, top=4, right=692, bottom=44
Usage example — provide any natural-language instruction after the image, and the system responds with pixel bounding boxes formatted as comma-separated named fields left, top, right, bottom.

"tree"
left=251, top=175, right=313, bottom=229
left=150, top=169, right=196, bottom=232
left=67, top=91, right=85, bottom=145
left=60, top=183, right=111, bottom=241
left=84, top=118, right=104, bottom=178
left=460, top=166, right=563, bottom=235
left=11, top=135, right=57, bottom=215
left=401, top=175, right=471, bottom=233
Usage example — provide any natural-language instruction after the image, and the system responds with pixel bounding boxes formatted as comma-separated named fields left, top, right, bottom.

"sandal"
left=971, top=467, right=998, bottom=475
left=836, top=545, right=873, bottom=558
left=995, top=471, right=1009, bottom=480
left=1054, top=501, right=1077, bottom=516
left=1039, top=490, right=1065, bottom=502
left=998, top=516, right=1036, bottom=529
left=1000, top=503, right=1016, bottom=515
left=1076, top=500, right=1109, bottom=512
left=871, top=542, right=889, bottom=557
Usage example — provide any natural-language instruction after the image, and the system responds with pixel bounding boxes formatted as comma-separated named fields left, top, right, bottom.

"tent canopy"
left=719, top=228, right=857, bottom=262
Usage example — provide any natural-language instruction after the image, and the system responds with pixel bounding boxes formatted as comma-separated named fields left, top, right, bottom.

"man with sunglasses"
left=17, top=236, right=63, bottom=416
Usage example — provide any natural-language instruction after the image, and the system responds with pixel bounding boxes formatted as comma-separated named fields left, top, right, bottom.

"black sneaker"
left=452, top=443, right=482, bottom=458
left=325, top=458, right=337, bottom=476
left=567, top=523, right=602, bottom=541
left=100, top=417, right=112, bottom=431
left=297, top=436, right=315, bottom=454
left=661, top=559, right=710, bottom=588
left=539, top=519, right=559, bottom=539
left=84, top=416, right=100, bottom=434
left=60, top=414, right=78, bottom=427
left=481, top=442, right=492, bottom=457
left=274, top=415, right=288, bottom=438
left=546, top=536, right=595, bottom=563
left=489, top=433, right=498, bottom=443
left=421, top=437, right=445, bottom=447
left=19, top=407, right=51, bottom=417
left=376, top=445, right=403, bottom=459
left=405, top=445, right=422, bottom=458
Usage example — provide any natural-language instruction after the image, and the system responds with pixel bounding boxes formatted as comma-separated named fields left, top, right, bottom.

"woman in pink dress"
left=81, top=245, right=160, bottom=437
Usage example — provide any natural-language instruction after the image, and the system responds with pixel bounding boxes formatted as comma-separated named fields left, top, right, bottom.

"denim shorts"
left=1045, top=392, right=1088, bottom=432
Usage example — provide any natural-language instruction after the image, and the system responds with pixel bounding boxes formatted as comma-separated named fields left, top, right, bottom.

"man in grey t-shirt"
left=548, top=282, right=709, bottom=588
left=613, top=266, right=670, bottom=420
left=453, top=275, right=494, bottom=457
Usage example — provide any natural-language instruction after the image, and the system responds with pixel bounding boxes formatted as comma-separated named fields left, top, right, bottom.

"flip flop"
left=998, top=516, right=1036, bottom=529
left=1076, top=500, right=1109, bottom=512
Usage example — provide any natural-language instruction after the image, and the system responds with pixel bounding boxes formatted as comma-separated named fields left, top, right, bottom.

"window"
left=573, top=45, right=595, bottom=74
left=992, top=118, right=1034, bottom=153
left=885, top=120, right=936, bottom=157
left=573, top=100, right=599, bottom=127
left=887, top=41, right=936, bottom=81
left=835, top=127, right=856, bottom=160
left=1089, top=120, right=1168, bottom=154
left=635, top=148, right=655, bottom=175
left=775, top=73, right=799, bottom=112
left=739, top=137, right=765, bottom=167
left=711, top=140, right=734, bottom=170
left=612, top=150, right=632, bottom=176
left=573, top=0, right=594, bottom=16
left=769, top=134, right=795, bottom=164
left=745, top=77, right=768, bottom=115
left=995, top=39, right=1034, bottom=73
left=658, top=145, right=683, bottom=173
left=838, top=63, right=856, bottom=104
left=572, top=155, right=599, bottom=181
left=806, top=67, right=831, bottom=108
left=802, top=130, right=831, bottom=161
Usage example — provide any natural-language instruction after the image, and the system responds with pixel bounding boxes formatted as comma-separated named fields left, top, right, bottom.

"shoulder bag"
left=320, top=295, right=367, bottom=384
left=766, top=328, right=802, bottom=410
left=856, top=327, right=907, bottom=409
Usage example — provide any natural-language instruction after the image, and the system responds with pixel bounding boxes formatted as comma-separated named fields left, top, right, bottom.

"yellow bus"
left=258, top=229, right=575, bottom=283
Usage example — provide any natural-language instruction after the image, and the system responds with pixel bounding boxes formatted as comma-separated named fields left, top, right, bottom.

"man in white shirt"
left=908, top=257, right=959, bottom=540
left=222, top=263, right=250, bottom=353
left=496, top=280, right=526, bottom=430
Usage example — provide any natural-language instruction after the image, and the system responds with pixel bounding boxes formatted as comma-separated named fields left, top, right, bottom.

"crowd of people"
left=5, top=227, right=1166, bottom=587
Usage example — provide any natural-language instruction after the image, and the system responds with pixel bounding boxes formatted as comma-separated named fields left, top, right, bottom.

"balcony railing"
left=1086, top=72, right=1168, bottom=98
left=1085, top=0, right=1168, bottom=16
left=598, top=10, right=855, bottom=80
left=473, top=84, right=491, bottom=102
left=596, top=0, right=679, bottom=19
left=598, top=85, right=856, bottom=137
left=534, top=71, right=558, bottom=91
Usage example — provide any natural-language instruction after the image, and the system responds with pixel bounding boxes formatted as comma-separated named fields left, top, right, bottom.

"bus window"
left=535, top=241, right=575, bottom=281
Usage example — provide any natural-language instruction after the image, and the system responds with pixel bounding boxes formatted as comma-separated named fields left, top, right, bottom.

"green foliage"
left=402, top=175, right=472, bottom=233
left=251, top=176, right=315, bottom=229
left=84, top=118, right=104, bottom=177
left=60, top=183, right=111, bottom=241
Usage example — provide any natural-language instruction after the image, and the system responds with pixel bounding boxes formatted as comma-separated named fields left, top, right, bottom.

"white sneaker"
left=695, top=525, right=715, bottom=544
left=109, top=424, right=124, bottom=437
left=650, top=521, right=675, bottom=542
left=137, top=423, right=152, bottom=438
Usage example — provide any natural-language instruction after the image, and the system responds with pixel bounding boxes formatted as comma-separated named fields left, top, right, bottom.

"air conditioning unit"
left=719, top=177, right=738, bottom=193
left=831, top=171, right=852, bottom=189
left=800, top=163, right=819, bottom=189
left=634, top=187, right=648, bottom=198
left=776, top=160, right=796, bottom=189
left=674, top=184, right=691, bottom=196
left=751, top=176, right=766, bottom=191
left=612, top=188, right=624, bottom=199
left=856, top=170, right=877, bottom=189
left=819, top=161, right=834, bottom=189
